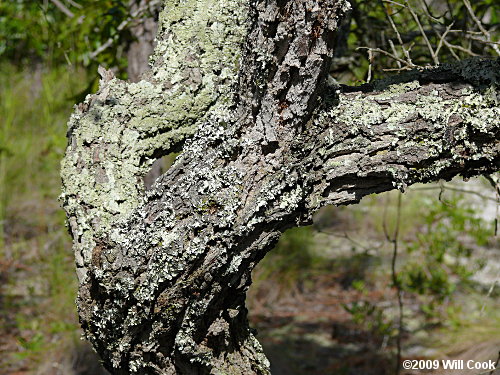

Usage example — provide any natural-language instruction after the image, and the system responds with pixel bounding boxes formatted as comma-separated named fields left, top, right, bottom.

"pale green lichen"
left=150, top=0, right=248, bottom=124
left=372, top=80, right=421, bottom=99
left=61, top=0, right=251, bottom=290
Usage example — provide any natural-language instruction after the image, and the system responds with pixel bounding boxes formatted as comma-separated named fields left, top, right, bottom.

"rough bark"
left=60, top=0, right=499, bottom=374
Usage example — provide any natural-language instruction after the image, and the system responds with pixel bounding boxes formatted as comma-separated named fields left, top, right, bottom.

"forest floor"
left=249, top=271, right=500, bottom=375
left=1, top=233, right=498, bottom=375
left=1, top=183, right=498, bottom=375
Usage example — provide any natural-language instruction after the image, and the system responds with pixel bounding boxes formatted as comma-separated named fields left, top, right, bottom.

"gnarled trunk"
left=61, top=0, right=499, bottom=373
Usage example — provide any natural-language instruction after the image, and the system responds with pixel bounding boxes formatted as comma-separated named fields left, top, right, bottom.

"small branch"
left=383, top=193, right=404, bottom=375
left=357, top=47, right=414, bottom=68
left=405, top=0, right=438, bottom=64
left=89, top=0, right=162, bottom=60
left=484, top=175, right=499, bottom=236
left=367, top=49, right=374, bottom=82
left=417, top=0, right=445, bottom=21
left=488, top=351, right=500, bottom=375
left=442, top=40, right=479, bottom=57
left=435, top=22, right=454, bottom=58
left=411, top=185, right=498, bottom=203
left=462, top=0, right=500, bottom=56
left=393, top=194, right=403, bottom=375
left=50, top=0, right=74, bottom=18
left=315, top=228, right=384, bottom=253
left=65, top=0, right=82, bottom=9
left=388, top=39, right=402, bottom=69
left=381, top=0, right=413, bottom=66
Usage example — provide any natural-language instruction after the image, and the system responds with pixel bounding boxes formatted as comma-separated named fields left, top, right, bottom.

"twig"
left=49, top=0, right=74, bottom=18
left=417, top=0, right=446, bottom=21
left=381, top=0, right=414, bottom=66
left=315, top=228, right=384, bottom=253
left=469, top=37, right=500, bottom=46
left=484, top=175, right=499, bottom=236
left=383, top=0, right=406, bottom=8
left=89, top=0, right=162, bottom=60
left=388, top=39, right=402, bottom=69
left=442, top=40, right=479, bottom=57
left=382, top=67, right=414, bottom=71
left=488, top=351, right=500, bottom=375
left=367, top=49, right=373, bottom=82
left=405, top=0, right=439, bottom=64
left=65, top=0, right=82, bottom=9
left=357, top=47, right=414, bottom=68
left=435, top=22, right=454, bottom=58
left=383, top=193, right=404, bottom=375
left=394, top=194, right=403, bottom=375
left=462, top=0, right=500, bottom=56
left=411, top=185, right=497, bottom=203
left=480, top=276, right=498, bottom=316
left=437, top=181, right=456, bottom=208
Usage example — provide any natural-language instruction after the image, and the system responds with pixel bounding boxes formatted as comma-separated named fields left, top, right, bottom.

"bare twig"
left=469, top=37, right=500, bottom=46
left=89, top=0, right=162, bottom=60
left=65, top=0, right=82, bottom=9
left=383, top=0, right=406, bottom=8
left=435, top=22, right=454, bottom=58
left=381, top=0, right=414, bottom=66
left=442, top=40, right=479, bottom=56
left=405, top=0, right=439, bottom=64
left=488, top=351, right=500, bottom=375
left=50, top=0, right=74, bottom=18
left=383, top=193, right=404, bottom=375
left=462, top=0, right=500, bottom=56
left=367, top=49, right=373, bottom=82
left=315, top=228, right=384, bottom=253
left=411, top=185, right=498, bottom=203
left=388, top=39, right=402, bottom=69
left=357, top=47, right=414, bottom=68
left=484, top=175, right=499, bottom=236
left=417, top=0, right=446, bottom=21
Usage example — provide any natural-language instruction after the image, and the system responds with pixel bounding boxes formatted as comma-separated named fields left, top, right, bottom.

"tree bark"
left=60, top=0, right=499, bottom=374
left=126, top=0, right=161, bottom=83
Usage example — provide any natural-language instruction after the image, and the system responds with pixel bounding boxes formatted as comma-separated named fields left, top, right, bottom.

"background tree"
left=60, top=0, right=499, bottom=374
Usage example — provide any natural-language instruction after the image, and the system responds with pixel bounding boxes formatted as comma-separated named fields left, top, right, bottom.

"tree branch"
left=61, top=0, right=499, bottom=373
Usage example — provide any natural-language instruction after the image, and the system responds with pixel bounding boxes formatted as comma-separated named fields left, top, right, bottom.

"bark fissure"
left=61, top=0, right=499, bottom=374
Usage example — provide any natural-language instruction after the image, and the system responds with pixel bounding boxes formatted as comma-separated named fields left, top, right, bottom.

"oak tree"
left=60, top=0, right=499, bottom=373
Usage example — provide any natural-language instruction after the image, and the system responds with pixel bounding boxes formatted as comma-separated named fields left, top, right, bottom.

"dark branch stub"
left=60, top=0, right=499, bottom=374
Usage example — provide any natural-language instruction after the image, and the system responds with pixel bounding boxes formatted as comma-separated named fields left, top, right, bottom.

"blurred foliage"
left=0, top=0, right=141, bottom=78
left=342, top=300, right=394, bottom=338
left=254, top=226, right=320, bottom=288
left=0, top=0, right=497, bottom=86
left=339, top=186, right=497, bottom=340
left=0, top=65, right=87, bottom=369
left=398, top=193, right=494, bottom=317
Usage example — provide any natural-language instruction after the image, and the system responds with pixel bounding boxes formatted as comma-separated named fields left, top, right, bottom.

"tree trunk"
left=60, top=0, right=499, bottom=374
left=126, top=0, right=161, bottom=83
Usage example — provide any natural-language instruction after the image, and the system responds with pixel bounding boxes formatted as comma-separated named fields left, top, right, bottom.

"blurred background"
left=0, top=1, right=498, bottom=374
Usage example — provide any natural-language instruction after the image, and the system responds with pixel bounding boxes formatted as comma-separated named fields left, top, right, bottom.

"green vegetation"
left=0, top=0, right=134, bottom=74
left=253, top=182, right=499, bottom=366
left=0, top=65, right=88, bottom=370
left=399, top=193, right=493, bottom=310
